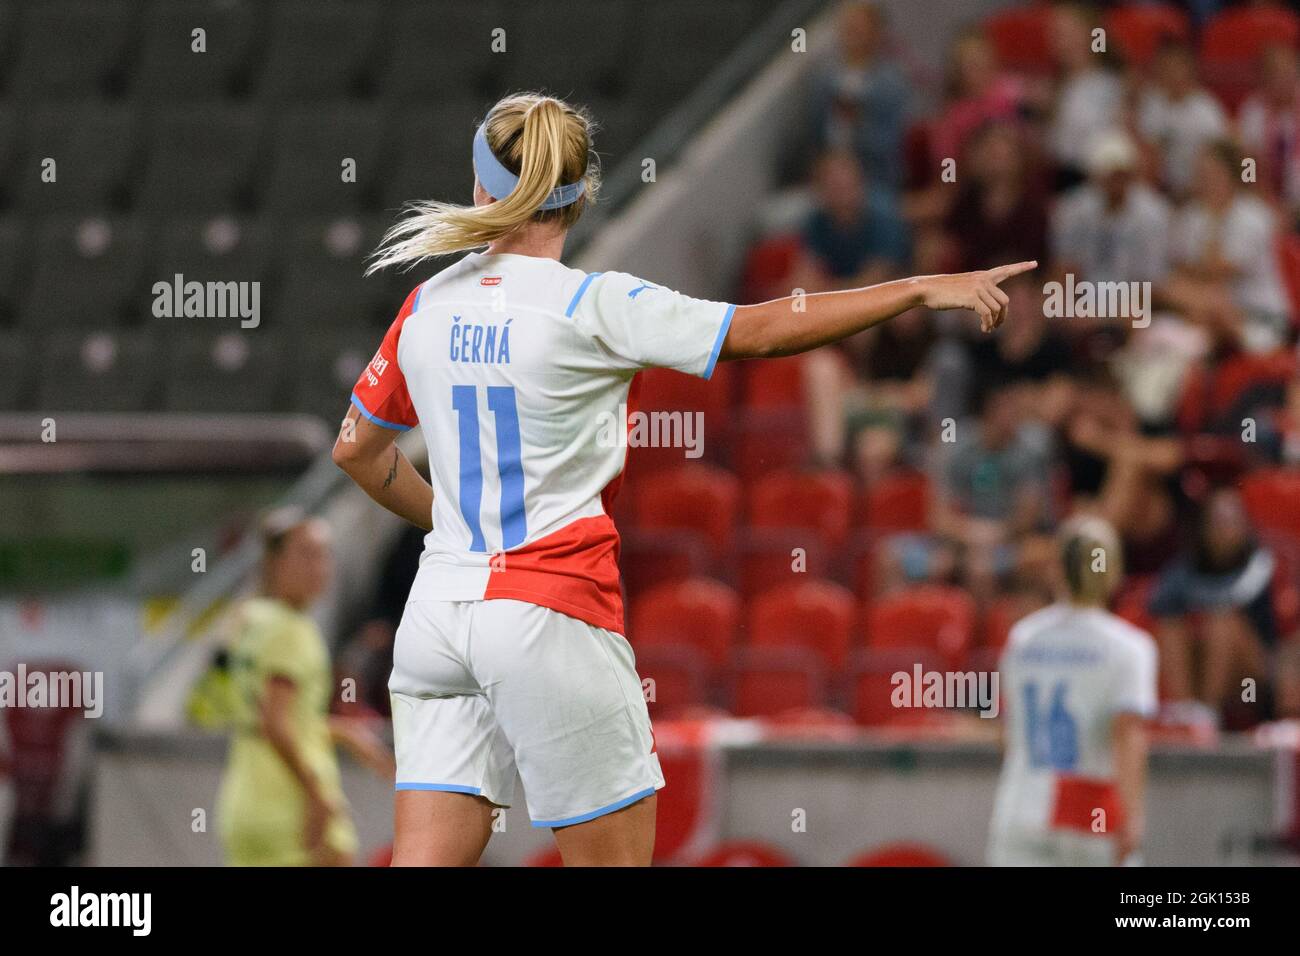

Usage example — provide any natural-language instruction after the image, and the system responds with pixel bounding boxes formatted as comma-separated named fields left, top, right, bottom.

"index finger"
left=987, top=260, right=1038, bottom=284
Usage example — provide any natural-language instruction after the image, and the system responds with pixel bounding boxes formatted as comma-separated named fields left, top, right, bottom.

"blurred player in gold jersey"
left=217, top=508, right=393, bottom=866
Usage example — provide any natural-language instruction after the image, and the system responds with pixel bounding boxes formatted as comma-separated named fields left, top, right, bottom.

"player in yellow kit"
left=217, top=509, right=391, bottom=866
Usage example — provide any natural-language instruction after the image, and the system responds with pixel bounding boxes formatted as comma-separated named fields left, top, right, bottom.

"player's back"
left=991, top=602, right=1157, bottom=841
left=349, top=250, right=733, bottom=634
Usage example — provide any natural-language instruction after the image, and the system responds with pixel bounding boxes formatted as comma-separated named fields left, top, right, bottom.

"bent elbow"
left=331, top=437, right=362, bottom=472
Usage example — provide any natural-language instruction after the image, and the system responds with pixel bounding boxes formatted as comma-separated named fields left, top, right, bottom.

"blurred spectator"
left=963, top=272, right=1076, bottom=424
left=804, top=307, right=936, bottom=480
left=1150, top=487, right=1276, bottom=720
left=799, top=148, right=910, bottom=290
left=1046, top=2, right=1126, bottom=187
left=1051, top=129, right=1172, bottom=290
left=886, top=385, right=1055, bottom=599
left=1062, top=369, right=1183, bottom=576
left=1137, top=39, right=1228, bottom=197
left=1166, top=139, right=1291, bottom=352
left=808, top=1, right=909, bottom=191
left=1237, top=43, right=1300, bottom=220
left=928, top=29, right=1028, bottom=171
left=943, top=121, right=1050, bottom=270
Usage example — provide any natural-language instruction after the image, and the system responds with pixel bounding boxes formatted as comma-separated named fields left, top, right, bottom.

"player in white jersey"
left=989, top=516, right=1158, bottom=866
left=332, top=91, right=1036, bottom=865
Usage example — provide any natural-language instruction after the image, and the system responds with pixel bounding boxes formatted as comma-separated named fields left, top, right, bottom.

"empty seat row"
left=1, top=0, right=760, bottom=106
left=0, top=327, right=372, bottom=416
left=625, top=462, right=930, bottom=542
left=629, top=577, right=1033, bottom=673
left=0, top=215, right=422, bottom=332
left=0, top=99, right=652, bottom=217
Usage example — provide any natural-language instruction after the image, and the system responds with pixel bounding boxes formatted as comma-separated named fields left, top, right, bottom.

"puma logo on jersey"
left=628, top=281, right=658, bottom=299
left=450, top=315, right=512, bottom=365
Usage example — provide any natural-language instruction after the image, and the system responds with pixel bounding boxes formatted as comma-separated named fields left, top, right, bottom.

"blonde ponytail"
left=1059, top=515, right=1123, bottom=606
left=368, top=93, right=598, bottom=273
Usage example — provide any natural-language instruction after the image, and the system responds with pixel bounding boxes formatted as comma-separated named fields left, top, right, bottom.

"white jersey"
left=350, top=251, right=734, bottom=635
left=990, top=603, right=1157, bottom=840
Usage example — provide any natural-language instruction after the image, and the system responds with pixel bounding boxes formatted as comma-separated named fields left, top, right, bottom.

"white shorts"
left=389, top=598, right=664, bottom=828
left=987, top=827, right=1119, bottom=866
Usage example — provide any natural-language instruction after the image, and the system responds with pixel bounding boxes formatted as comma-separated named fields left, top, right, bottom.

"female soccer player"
left=217, top=508, right=392, bottom=866
left=988, top=516, right=1158, bottom=866
left=333, top=92, right=1034, bottom=866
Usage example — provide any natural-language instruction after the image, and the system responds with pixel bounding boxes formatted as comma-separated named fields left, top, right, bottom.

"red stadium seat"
left=731, top=359, right=809, bottom=478
left=848, top=532, right=881, bottom=600
left=619, top=529, right=711, bottom=598
left=634, top=645, right=709, bottom=718
left=630, top=577, right=740, bottom=670
left=844, top=843, right=952, bottom=867
left=731, top=410, right=808, bottom=479
left=632, top=462, right=740, bottom=561
left=983, top=5, right=1054, bottom=74
left=1200, top=5, right=1300, bottom=112
left=1278, top=232, right=1300, bottom=325
left=1104, top=4, right=1190, bottom=68
left=981, top=592, right=1046, bottom=652
left=1242, top=469, right=1300, bottom=541
left=850, top=648, right=946, bottom=726
left=864, top=586, right=977, bottom=670
left=730, top=647, right=826, bottom=718
left=748, top=579, right=856, bottom=669
left=741, top=356, right=805, bottom=410
left=695, top=841, right=795, bottom=867
left=638, top=364, right=735, bottom=423
left=738, top=234, right=802, bottom=304
left=1200, top=5, right=1300, bottom=63
left=1176, top=350, right=1294, bottom=437
left=736, top=528, right=832, bottom=598
left=633, top=364, right=736, bottom=473
left=748, top=468, right=855, bottom=549
left=862, top=471, right=930, bottom=533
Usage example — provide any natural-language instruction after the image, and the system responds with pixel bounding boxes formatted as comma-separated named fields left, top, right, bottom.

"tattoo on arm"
left=383, top=449, right=399, bottom=489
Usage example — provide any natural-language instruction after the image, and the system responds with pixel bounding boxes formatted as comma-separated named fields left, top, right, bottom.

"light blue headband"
left=473, top=122, right=586, bottom=210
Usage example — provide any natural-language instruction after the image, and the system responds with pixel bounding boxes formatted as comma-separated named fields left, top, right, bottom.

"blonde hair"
left=368, top=93, right=599, bottom=273
left=1059, top=515, right=1123, bottom=606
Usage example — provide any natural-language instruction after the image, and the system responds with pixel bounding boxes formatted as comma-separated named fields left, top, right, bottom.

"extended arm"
left=719, top=261, right=1037, bottom=361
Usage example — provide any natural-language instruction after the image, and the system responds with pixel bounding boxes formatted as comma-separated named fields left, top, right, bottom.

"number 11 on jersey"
left=451, top=384, right=527, bottom=553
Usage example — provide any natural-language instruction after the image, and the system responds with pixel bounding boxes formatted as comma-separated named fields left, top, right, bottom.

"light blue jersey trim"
left=351, top=392, right=413, bottom=431
left=703, top=303, right=736, bottom=380
left=394, top=782, right=482, bottom=794
left=530, top=786, right=657, bottom=828
left=564, top=271, right=603, bottom=317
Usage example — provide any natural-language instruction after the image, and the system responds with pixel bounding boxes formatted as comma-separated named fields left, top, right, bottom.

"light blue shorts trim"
left=395, top=782, right=482, bottom=795
left=530, top=786, right=658, bottom=829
